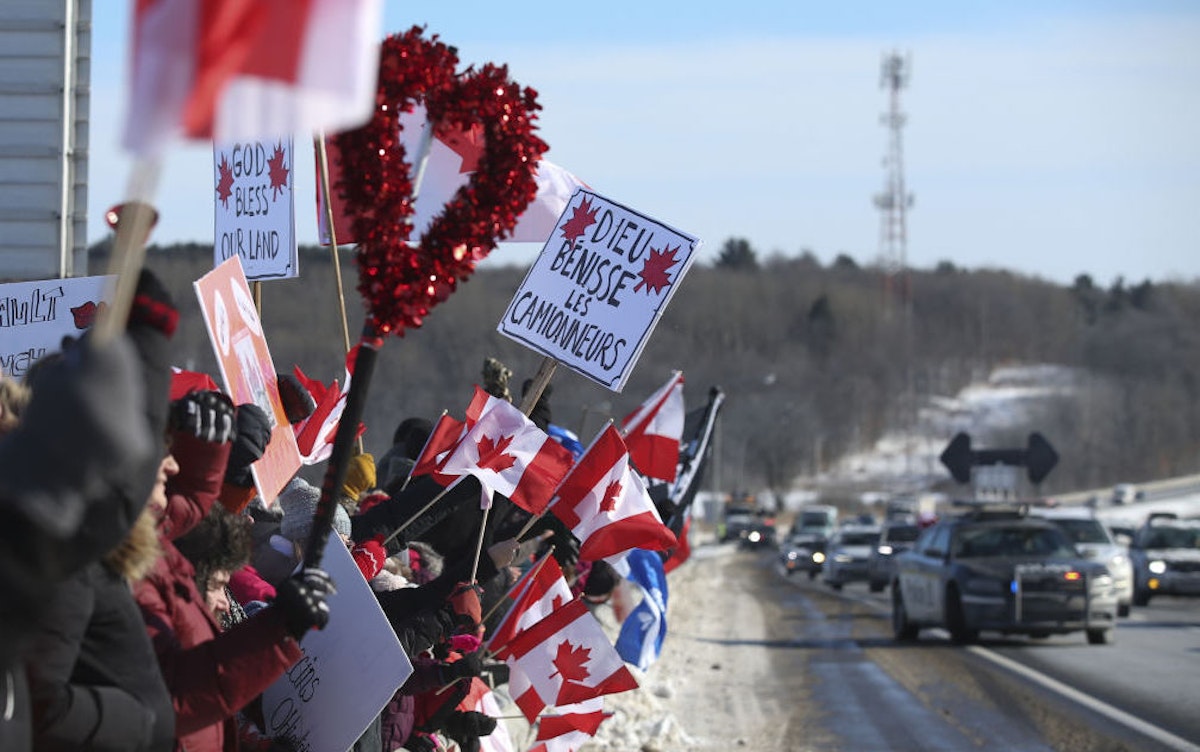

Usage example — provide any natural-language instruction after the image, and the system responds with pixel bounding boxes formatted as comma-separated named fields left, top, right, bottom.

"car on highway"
left=1031, top=507, right=1134, bottom=616
left=790, top=504, right=838, bottom=540
left=720, top=504, right=777, bottom=548
left=779, top=532, right=828, bottom=579
left=1128, top=513, right=1200, bottom=606
left=891, top=505, right=1119, bottom=645
left=867, top=520, right=921, bottom=592
left=823, top=523, right=882, bottom=590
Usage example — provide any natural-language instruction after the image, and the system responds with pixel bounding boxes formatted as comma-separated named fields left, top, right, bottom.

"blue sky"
left=87, top=1, right=1200, bottom=285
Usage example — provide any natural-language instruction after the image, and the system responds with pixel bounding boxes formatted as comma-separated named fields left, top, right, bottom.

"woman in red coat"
left=134, top=391, right=334, bottom=752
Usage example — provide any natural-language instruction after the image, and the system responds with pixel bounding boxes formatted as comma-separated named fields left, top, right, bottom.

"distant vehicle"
left=720, top=504, right=759, bottom=543
left=791, top=505, right=838, bottom=540
left=823, top=524, right=882, bottom=590
left=1128, top=514, right=1200, bottom=606
left=780, top=533, right=827, bottom=579
left=1111, top=484, right=1141, bottom=506
left=867, top=520, right=921, bottom=593
left=1031, top=507, right=1134, bottom=616
left=721, top=504, right=776, bottom=547
left=891, top=506, right=1118, bottom=645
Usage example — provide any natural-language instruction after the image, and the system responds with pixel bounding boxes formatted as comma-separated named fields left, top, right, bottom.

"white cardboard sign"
left=497, top=189, right=699, bottom=391
left=0, top=274, right=113, bottom=379
left=261, top=535, right=413, bottom=751
left=213, top=139, right=298, bottom=280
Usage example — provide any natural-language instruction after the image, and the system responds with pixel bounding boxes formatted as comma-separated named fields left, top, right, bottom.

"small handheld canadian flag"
left=438, top=398, right=574, bottom=514
left=620, top=371, right=685, bottom=482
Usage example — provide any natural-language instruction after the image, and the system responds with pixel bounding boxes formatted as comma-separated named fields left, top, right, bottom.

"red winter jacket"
left=135, top=430, right=302, bottom=752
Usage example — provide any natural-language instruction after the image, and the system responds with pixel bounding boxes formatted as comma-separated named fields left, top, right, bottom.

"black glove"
left=169, top=390, right=236, bottom=443
left=127, top=268, right=178, bottom=337
left=404, top=734, right=437, bottom=752
left=442, top=710, right=497, bottom=752
left=273, top=567, right=336, bottom=640
left=440, top=651, right=484, bottom=683
left=277, top=373, right=316, bottom=425
left=225, top=403, right=272, bottom=487
left=522, top=513, right=580, bottom=571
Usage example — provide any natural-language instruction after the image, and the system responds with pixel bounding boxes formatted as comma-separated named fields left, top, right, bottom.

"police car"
left=891, top=504, right=1119, bottom=645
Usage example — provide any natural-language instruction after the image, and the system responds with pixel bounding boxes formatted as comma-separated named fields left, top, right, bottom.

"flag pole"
left=313, top=132, right=353, bottom=356
left=380, top=475, right=463, bottom=547
left=303, top=323, right=382, bottom=568
left=469, top=499, right=492, bottom=584
left=93, top=157, right=162, bottom=344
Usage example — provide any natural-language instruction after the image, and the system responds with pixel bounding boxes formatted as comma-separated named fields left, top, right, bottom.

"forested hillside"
left=92, top=239, right=1200, bottom=498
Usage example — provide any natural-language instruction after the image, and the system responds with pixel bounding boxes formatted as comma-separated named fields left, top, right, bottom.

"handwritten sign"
left=214, top=139, right=298, bottom=280
left=262, top=535, right=412, bottom=752
left=497, top=189, right=699, bottom=391
left=0, top=275, right=112, bottom=379
left=193, top=257, right=301, bottom=504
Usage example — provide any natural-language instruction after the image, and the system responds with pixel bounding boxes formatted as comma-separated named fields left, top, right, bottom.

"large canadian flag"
left=487, top=554, right=573, bottom=659
left=502, top=598, right=638, bottom=724
left=551, top=425, right=677, bottom=561
left=124, top=0, right=383, bottom=155
left=620, top=371, right=685, bottom=482
left=317, top=105, right=587, bottom=246
left=438, top=398, right=574, bottom=514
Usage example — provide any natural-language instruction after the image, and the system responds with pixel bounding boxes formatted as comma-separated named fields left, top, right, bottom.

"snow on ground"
left=812, top=363, right=1083, bottom=492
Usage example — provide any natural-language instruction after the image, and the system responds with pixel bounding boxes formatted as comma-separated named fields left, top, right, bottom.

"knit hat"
left=278, top=477, right=351, bottom=543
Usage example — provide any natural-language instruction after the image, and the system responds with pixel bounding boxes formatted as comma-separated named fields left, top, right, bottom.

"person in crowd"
left=376, top=416, right=433, bottom=495
left=18, top=269, right=180, bottom=752
left=134, top=389, right=336, bottom=752
left=340, top=451, right=378, bottom=514
left=173, top=505, right=255, bottom=629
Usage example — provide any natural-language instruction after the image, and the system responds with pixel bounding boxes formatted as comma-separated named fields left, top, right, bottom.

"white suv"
left=1032, top=507, right=1134, bottom=616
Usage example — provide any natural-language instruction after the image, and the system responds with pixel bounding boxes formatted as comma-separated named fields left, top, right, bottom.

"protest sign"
left=262, top=535, right=413, bottom=751
left=214, top=139, right=298, bottom=280
left=194, top=256, right=301, bottom=503
left=497, top=190, right=699, bottom=391
left=0, top=275, right=112, bottom=379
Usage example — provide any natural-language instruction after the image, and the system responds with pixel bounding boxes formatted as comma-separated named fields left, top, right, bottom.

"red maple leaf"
left=70, top=300, right=106, bottom=329
left=435, top=121, right=485, bottom=174
left=267, top=142, right=290, bottom=200
left=600, top=480, right=622, bottom=513
left=476, top=433, right=517, bottom=473
left=560, top=197, right=598, bottom=243
left=634, top=244, right=681, bottom=295
left=215, top=155, right=234, bottom=208
left=550, top=639, right=591, bottom=684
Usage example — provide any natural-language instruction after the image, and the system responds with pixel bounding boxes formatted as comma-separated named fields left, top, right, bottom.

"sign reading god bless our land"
left=213, top=139, right=298, bottom=280
left=498, top=189, right=699, bottom=391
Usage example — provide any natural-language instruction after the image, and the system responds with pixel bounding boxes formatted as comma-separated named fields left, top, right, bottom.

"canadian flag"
left=409, top=386, right=515, bottom=486
left=317, top=105, right=587, bottom=246
left=291, top=344, right=364, bottom=465
left=486, top=554, right=573, bottom=659
left=529, top=697, right=611, bottom=752
left=620, top=371, right=685, bottom=482
left=408, top=412, right=466, bottom=486
left=438, top=398, right=574, bottom=514
left=502, top=598, right=638, bottom=724
left=124, top=0, right=383, bottom=155
left=551, top=425, right=677, bottom=561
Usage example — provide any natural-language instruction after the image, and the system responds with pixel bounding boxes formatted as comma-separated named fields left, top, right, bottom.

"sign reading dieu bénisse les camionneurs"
left=498, top=189, right=699, bottom=392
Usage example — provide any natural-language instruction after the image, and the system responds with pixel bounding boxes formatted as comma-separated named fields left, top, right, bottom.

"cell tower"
left=874, top=51, right=914, bottom=314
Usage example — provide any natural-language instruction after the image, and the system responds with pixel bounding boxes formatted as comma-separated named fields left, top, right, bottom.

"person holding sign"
left=133, top=390, right=336, bottom=752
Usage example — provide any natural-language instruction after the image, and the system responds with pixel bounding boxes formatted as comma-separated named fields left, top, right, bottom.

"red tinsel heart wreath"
left=333, top=26, right=549, bottom=336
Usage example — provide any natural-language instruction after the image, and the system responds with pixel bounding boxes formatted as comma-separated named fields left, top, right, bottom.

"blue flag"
left=615, top=548, right=668, bottom=670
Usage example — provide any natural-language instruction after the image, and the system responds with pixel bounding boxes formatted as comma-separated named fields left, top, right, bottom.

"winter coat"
left=134, top=429, right=302, bottom=752
left=25, top=559, right=176, bottom=752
